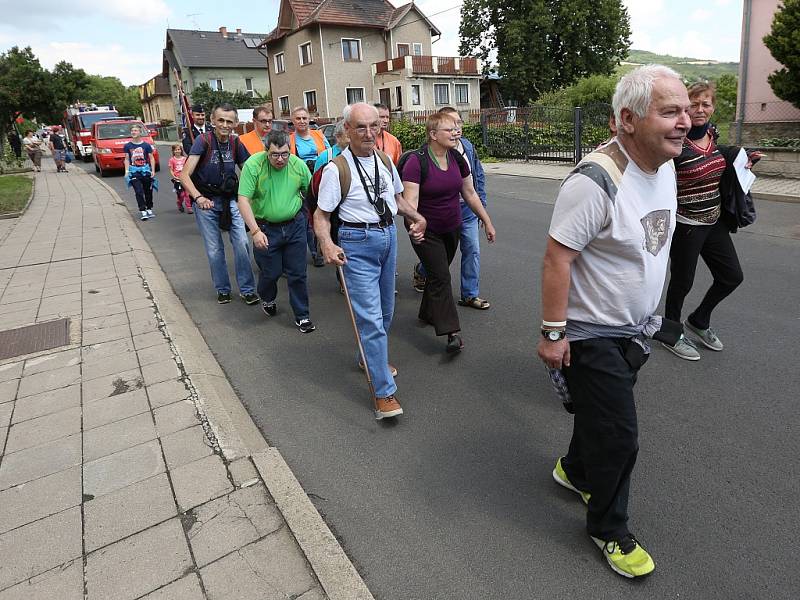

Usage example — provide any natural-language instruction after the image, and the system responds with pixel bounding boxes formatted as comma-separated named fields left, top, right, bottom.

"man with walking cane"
left=314, top=103, right=426, bottom=420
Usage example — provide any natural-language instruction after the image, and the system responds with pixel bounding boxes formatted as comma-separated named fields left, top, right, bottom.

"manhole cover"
left=0, top=318, right=71, bottom=360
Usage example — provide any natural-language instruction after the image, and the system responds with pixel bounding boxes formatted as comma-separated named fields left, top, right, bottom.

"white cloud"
left=85, top=0, right=171, bottom=27
left=690, top=8, right=713, bottom=22
left=33, top=40, right=159, bottom=85
left=652, top=31, right=714, bottom=60
left=406, top=0, right=464, bottom=56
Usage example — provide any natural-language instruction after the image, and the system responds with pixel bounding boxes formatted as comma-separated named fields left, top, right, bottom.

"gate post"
left=573, top=106, right=583, bottom=164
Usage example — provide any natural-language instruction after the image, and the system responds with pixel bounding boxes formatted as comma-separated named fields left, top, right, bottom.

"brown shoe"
left=358, top=360, right=398, bottom=377
left=374, top=395, right=403, bottom=420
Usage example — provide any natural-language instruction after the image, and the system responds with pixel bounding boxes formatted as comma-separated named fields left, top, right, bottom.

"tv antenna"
left=187, top=13, right=201, bottom=29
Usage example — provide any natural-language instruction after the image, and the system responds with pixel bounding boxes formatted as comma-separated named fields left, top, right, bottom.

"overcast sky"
left=0, top=0, right=744, bottom=87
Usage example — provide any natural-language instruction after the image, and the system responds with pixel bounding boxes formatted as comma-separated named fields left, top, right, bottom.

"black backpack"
left=397, top=144, right=469, bottom=187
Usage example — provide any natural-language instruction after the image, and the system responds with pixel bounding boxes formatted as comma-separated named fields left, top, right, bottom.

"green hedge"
left=758, top=137, right=800, bottom=148
left=390, top=119, right=490, bottom=159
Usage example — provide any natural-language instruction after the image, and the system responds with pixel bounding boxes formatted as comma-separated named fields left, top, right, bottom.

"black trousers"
left=562, top=337, right=647, bottom=541
left=665, top=220, right=743, bottom=330
left=130, top=175, right=154, bottom=212
left=412, top=229, right=460, bottom=336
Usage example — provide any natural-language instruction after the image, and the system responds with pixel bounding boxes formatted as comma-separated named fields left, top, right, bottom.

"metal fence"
left=480, top=103, right=612, bottom=163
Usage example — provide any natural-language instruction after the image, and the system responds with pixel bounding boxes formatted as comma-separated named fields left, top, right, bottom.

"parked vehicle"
left=270, top=119, right=295, bottom=133
left=320, top=123, right=336, bottom=147
left=64, top=105, right=119, bottom=161
left=92, top=118, right=160, bottom=177
left=144, top=122, right=159, bottom=138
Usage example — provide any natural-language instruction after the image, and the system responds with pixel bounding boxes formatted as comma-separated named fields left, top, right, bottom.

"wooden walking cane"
left=336, top=254, right=376, bottom=401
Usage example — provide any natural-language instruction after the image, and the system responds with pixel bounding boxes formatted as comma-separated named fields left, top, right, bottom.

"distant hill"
left=619, top=49, right=739, bottom=81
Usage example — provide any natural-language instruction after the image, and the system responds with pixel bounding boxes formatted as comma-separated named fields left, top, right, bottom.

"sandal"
left=446, top=333, right=464, bottom=354
left=458, top=296, right=491, bottom=310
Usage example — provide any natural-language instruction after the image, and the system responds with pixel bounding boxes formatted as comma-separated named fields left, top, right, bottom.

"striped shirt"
left=674, top=137, right=726, bottom=225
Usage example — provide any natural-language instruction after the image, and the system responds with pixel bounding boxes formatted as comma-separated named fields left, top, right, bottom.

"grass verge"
left=0, top=175, right=33, bottom=215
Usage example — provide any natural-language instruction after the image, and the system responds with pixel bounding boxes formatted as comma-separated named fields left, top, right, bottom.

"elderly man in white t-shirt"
left=537, top=65, right=691, bottom=579
left=314, top=103, right=426, bottom=420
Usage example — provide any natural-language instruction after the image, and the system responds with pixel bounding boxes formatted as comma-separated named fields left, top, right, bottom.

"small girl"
left=168, top=144, right=192, bottom=213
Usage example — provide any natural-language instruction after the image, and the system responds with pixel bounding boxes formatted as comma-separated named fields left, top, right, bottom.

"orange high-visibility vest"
left=289, top=129, right=327, bottom=157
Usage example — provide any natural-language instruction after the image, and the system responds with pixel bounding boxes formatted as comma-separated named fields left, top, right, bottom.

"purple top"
left=402, top=150, right=470, bottom=234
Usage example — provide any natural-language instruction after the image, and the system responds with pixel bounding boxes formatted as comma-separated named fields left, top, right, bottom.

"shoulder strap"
left=199, top=132, right=214, bottom=167
left=417, top=146, right=429, bottom=186
left=374, top=149, right=394, bottom=181
left=450, top=147, right=469, bottom=174
left=331, top=154, right=351, bottom=203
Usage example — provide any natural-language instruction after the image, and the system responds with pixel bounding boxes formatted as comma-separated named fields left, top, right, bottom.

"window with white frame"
left=346, top=87, right=364, bottom=104
left=412, top=43, right=423, bottom=56
left=245, top=78, right=255, bottom=98
left=341, top=38, right=361, bottom=61
left=274, top=52, right=285, bottom=73
left=299, top=42, right=312, bottom=66
left=454, top=83, right=469, bottom=104
left=411, top=84, right=421, bottom=105
left=279, top=96, right=290, bottom=116
left=209, top=79, right=224, bottom=91
left=434, top=83, right=449, bottom=105
left=304, top=90, right=317, bottom=112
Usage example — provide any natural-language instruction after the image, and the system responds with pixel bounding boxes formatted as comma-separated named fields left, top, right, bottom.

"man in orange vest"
left=290, top=106, right=330, bottom=267
left=373, top=103, right=403, bottom=165
left=239, top=106, right=273, bottom=155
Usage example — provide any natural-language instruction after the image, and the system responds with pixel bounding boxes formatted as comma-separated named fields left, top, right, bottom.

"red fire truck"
left=63, top=104, right=119, bottom=161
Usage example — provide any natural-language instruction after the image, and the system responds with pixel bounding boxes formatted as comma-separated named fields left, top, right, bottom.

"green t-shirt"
left=238, top=152, right=311, bottom=222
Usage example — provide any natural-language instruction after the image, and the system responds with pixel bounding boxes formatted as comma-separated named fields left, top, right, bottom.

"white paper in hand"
left=733, top=148, right=756, bottom=194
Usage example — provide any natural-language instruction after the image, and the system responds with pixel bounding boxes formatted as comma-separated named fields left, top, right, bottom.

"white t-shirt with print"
left=549, top=140, right=677, bottom=328
left=317, top=148, right=403, bottom=223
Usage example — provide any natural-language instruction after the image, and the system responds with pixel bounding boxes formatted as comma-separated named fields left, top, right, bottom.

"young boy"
left=124, top=125, right=157, bottom=220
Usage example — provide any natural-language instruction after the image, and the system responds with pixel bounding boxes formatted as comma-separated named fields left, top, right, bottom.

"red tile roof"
left=264, top=0, right=437, bottom=44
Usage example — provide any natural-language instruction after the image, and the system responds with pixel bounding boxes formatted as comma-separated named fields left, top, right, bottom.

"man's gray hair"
left=612, top=64, right=682, bottom=128
left=265, top=129, right=290, bottom=149
left=333, top=120, right=347, bottom=138
left=342, top=103, right=378, bottom=124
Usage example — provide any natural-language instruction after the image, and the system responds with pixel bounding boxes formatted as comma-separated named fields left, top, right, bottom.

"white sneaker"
left=146, top=209, right=155, bottom=218
left=140, top=211, right=149, bottom=221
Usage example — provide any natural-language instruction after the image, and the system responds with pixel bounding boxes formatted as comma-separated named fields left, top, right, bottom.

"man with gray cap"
left=537, top=65, right=691, bottom=578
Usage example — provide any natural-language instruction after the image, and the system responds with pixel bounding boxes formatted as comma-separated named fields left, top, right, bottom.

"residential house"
left=161, top=27, right=271, bottom=119
left=736, top=0, right=800, bottom=143
left=262, top=0, right=482, bottom=120
left=139, top=75, right=176, bottom=124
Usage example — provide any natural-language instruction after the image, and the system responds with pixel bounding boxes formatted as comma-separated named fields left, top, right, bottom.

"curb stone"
left=88, top=169, right=374, bottom=600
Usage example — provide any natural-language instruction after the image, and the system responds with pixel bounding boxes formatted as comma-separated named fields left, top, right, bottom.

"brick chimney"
left=219, top=26, right=227, bottom=37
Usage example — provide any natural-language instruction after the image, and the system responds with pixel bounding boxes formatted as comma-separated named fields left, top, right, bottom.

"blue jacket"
left=459, top=136, right=487, bottom=220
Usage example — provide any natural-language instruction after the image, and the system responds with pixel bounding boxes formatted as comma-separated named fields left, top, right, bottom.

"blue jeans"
left=459, top=215, right=481, bottom=298
left=252, top=212, right=309, bottom=319
left=339, top=224, right=397, bottom=398
left=418, top=215, right=482, bottom=299
left=194, top=197, right=256, bottom=295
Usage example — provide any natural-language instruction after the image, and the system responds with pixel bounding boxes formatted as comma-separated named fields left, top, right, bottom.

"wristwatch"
left=541, top=328, right=566, bottom=342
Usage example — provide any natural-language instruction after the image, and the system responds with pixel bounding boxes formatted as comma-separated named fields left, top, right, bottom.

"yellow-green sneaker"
left=552, top=458, right=590, bottom=505
left=591, top=534, right=655, bottom=578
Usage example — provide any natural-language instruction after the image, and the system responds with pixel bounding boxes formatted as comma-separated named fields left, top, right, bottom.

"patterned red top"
left=674, top=136, right=726, bottom=224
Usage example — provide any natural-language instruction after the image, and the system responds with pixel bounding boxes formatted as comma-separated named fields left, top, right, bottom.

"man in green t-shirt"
left=237, top=130, right=315, bottom=333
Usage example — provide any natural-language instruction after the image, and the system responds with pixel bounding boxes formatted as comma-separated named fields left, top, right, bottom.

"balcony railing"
left=373, top=55, right=480, bottom=76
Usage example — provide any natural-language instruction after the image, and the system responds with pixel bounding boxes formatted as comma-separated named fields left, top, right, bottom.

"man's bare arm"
left=537, top=236, right=580, bottom=369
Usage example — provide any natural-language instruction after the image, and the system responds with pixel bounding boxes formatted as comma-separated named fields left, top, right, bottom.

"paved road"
left=77, top=152, right=800, bottom=600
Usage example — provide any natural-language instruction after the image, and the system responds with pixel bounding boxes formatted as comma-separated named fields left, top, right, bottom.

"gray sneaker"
left=662, top=335, right=700, bottom=361
left=684, top=320, right=723, bottom=351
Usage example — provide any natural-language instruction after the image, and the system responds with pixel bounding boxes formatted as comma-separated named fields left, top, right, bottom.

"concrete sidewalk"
left=0, top=167, right=373, bottom=599
left=484, top=160, right=800, bottom=203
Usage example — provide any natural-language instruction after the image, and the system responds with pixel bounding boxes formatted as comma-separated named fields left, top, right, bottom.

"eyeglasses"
left=353, top=124, right=381, bottom=135
left=269, top=151, right=290, bottom=159
left=436, top=127, right=460, bottom=133
left=258, top=119, right=273, bottom=125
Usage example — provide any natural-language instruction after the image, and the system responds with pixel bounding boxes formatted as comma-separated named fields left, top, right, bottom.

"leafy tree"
left=459, top=0, right=630, bottom=104
left=189, top=82, right=269, bottom=111
left=44, top=61, right=90, bottom=122
left=763, top=0, right=800, bottom=109
left=713, top=73, right=737, bottom=124
left=0, top=46, right=51, bottom=155
left=80, top=75, right=141, bottom=118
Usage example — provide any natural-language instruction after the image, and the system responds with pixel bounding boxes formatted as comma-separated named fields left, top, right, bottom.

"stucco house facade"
left=736, top=0, right=800, bottom=143
left=139, top=75, right=176, bottom=124
left=161, top=28, right=271, bottom=118
left=262, top=0, right=482, bottom=120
